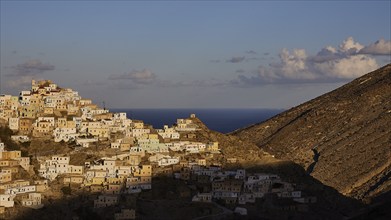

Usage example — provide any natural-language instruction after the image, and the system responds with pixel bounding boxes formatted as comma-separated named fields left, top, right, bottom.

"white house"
left=125, top=176, right=151, bottom=192
left=157, top=125, right=180, bottom=139
left=76, top=138, right=98, bottom=148
left=148, top=153, right=166, bottom=163
left=238, top=193, right=256, bottom=205
left=19, top=91, right=31, bottom=106
left=113, top=112, right=127, bottom=120
left=67, top=165, right=84, bottom=175
left=8, top=118, right=19, bottom=130
left=192, top=193, right=212, bottom=203
left=116, top=166, right=132, bottom=177
left=21, top=193, right=43, bottom=209
left=235, top=170, right=246, bottom=180
left=36, top=117, right=55, bottom=127
left=132, top=128, right=150, bottom=138
left=38, top=156, right=70, bottom=180
left=94, top=195, right=118, bottom=208
left=53, top=127, right=78, bottom=142
left=5, top=185, right=36, bottom=195
left=11, top=135, right=30, bottom=143
left=175, top=118, right=198, bottom=131
left=234, top=207, right=247, bottom=216
left=90, top=109, right=109, bottom=116
left=15, top=157, right=30, bottom=170
left=130, top=146, right=145, bottom=156
left=0, top=194, right=15, bottom=207
left=114, top=209, right=136, bottom=220
left=111, top=139, right=123, bottom=149
left=157, top=156, right=180, bottom=167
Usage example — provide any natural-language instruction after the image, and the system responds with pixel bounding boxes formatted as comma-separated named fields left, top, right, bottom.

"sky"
left=1, top=1, right=390, bottom=109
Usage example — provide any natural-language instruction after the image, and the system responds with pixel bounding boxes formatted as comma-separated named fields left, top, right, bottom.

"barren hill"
left=181, top=117, right=364, bottom=218
left=190, top=116, right=277, bottom=166
left=232, top=64, right=391, bottom=201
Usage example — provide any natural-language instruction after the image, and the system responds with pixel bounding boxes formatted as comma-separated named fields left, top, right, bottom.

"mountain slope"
left=232, top=64, right=391, bottom=200
left=187, top=117, right=364, bottom=218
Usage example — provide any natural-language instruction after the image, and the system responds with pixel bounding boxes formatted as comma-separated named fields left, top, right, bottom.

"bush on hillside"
left=0, top=126, right=20, bottom=150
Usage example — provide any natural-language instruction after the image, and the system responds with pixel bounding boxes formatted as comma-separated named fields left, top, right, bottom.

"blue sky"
left=1, top=1, right=390, bottom=108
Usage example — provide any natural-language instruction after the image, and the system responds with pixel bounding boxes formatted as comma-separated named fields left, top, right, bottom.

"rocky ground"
left=232, top=64, right=391, bottom=203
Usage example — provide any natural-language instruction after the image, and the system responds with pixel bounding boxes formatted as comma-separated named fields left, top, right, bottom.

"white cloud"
left=339, top=36, right=364, bottom=54
left=359, top=39, right=391, bottom=55
left=236, top=37, right=381, bottom=85
left=314, top=54, right=378, bottom=79
left=277, top=48, right=315, bottom=80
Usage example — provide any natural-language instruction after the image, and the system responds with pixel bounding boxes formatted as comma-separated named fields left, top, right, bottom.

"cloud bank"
left=6, top=76, right=38, bottom=88
left=108, top=69, right=157, bottom=84
left=4, top=59, right=55, bottom=89
left=7, top=59, right=55, bottom=76
left=246, top=50, right=257, bottom=55
left=106, top=37, right=389, bottom=90
left=236, top=37, right=386, bottom=85
left=226, top=56, right=246, bottom=63
left=359, top=39, right=391, bottom=55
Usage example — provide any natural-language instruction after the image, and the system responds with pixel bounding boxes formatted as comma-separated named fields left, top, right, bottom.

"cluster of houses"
left=0, top=80, right=316, bottom=218
left=38, top=154, right=152, bottom=195
left=0, top=80, right=221, bottom=217
left=182, top=166, right=316, bottom=211
left=0, top=142, right=47, bottom=214
left=0, top=80, right=208, bottom=150
left=0, top=137, right=141, bottom=219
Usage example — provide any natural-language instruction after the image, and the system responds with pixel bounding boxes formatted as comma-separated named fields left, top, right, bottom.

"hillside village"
left=0, top=80, right=316, bottom=219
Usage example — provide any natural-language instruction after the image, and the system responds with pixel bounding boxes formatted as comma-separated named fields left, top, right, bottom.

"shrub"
left=61, top=186, right=72, bottom=195
left=0, top=126, right=20, bottom=150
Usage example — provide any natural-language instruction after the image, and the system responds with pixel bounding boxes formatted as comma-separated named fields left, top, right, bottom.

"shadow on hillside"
left=11, top=162, right=389, bottom=220
left=13, top=191, right=102, bottom=220
left=245, top=161, right=363, bottom=217
left=12, top=173, right=223, bottom=220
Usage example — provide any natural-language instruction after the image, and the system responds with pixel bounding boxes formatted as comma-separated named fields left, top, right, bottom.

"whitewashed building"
left=157, top=156, right=180, bottom=167
left=0, top=194, right=15, bottom=207
left=21, top=193, right=43, bottom=209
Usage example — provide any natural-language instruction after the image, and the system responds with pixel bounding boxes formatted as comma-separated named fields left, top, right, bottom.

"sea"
left=111, top=109, right=283, bottom=134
